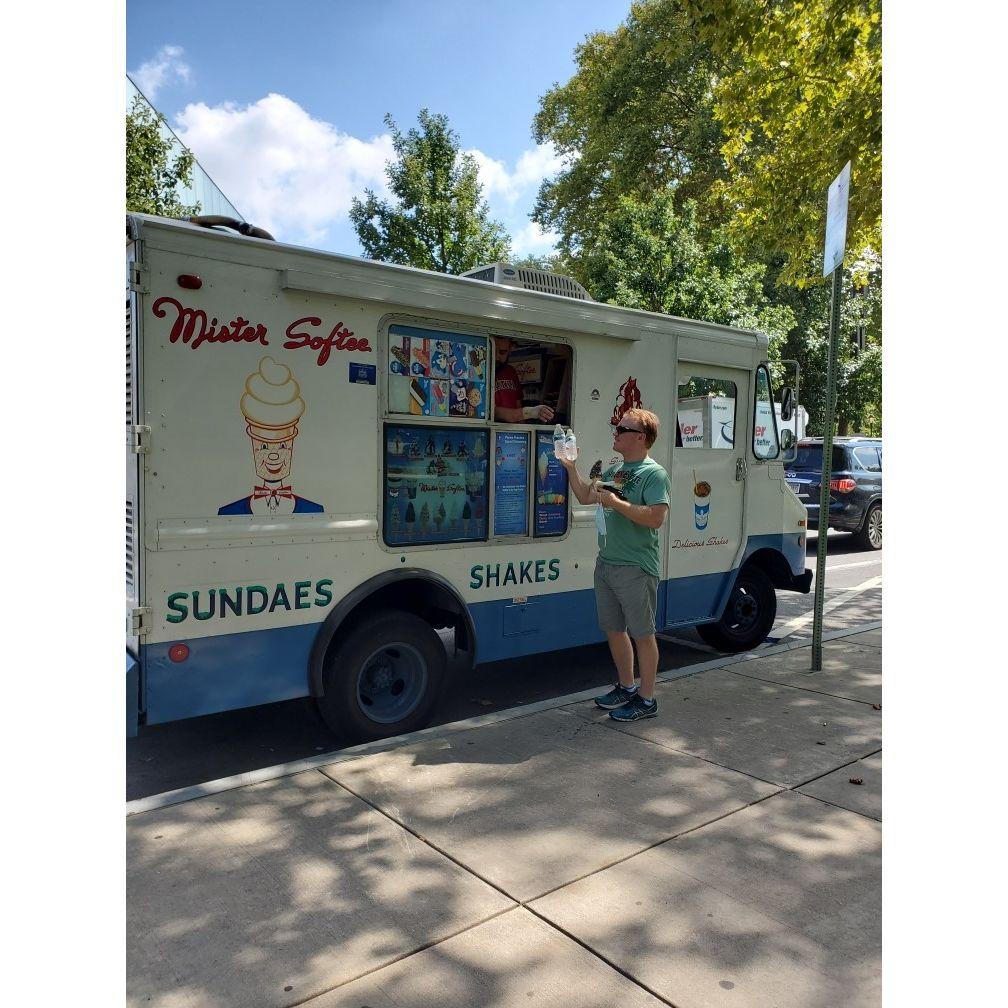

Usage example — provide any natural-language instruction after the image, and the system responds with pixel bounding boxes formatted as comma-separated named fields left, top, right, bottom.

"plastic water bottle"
left=553, top=424, right=566, bottom=460
left=563, top=428, right=577, bottom=461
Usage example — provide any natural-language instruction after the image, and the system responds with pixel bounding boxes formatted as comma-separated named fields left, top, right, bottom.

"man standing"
left=493, top=336, right=555, bottom=423
left=559, top=408, right=669, bottom=720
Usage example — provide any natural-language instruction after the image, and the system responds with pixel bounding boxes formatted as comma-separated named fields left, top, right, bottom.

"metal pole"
left=811, top=264, right=843, bottom=670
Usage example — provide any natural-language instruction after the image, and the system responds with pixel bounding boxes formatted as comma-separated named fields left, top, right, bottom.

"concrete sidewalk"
left=127, top=628, right=882, bottom=1008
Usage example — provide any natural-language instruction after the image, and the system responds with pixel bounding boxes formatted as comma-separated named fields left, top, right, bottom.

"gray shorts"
left=594, top=558, right=659, bottom=638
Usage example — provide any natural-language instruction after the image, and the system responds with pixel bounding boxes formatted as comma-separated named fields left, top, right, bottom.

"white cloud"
left=170, top=93, right=562, bottom=256
left=511, top=221, right=562, bottom=257
left=131, top=45, right=191, bottom=101
left=173, top=94, right=394, bottom=247
left=467, top=142, right=566, bottom=205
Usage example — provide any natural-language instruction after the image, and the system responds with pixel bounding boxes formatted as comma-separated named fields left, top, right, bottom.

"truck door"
left=662, top=363, right=750, bottom=628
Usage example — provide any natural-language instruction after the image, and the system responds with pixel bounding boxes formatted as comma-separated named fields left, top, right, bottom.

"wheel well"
left=742, top=548, right=793, bottom=591
left=309, top=573, right=473, bottom=697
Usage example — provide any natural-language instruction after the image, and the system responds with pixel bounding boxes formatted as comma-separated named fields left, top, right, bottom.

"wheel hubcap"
left=727, top=586, right=759, bottom=634
left=868, top=509, right=882, bottom=547
left=357, top=643, right=428, bottom=724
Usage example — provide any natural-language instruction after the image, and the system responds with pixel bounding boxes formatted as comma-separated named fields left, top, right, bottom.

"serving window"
left=382, top=320, right=572, bottom=547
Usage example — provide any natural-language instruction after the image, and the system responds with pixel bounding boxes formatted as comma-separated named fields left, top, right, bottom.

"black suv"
left=785, top=437, right=882, bottom=550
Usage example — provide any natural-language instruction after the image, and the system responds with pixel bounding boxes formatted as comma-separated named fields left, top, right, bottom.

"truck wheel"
left=853, top=502, right=882, bottom=551
left=317, top=610, right=446, bottom=744
left=697, top=565, right=777, bottom=653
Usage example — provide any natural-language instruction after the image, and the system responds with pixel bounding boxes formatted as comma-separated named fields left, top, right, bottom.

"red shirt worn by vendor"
left=492, top=336, right=555, bottom=424
left=495, top=362, right=523, bottom=410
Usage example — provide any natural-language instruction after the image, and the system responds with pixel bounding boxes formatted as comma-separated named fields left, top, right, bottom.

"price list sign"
left=493, top=430, right=530, bottom=537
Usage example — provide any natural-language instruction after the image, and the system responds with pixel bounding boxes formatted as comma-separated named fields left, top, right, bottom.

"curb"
left=126, top=620, right=881, bottom=817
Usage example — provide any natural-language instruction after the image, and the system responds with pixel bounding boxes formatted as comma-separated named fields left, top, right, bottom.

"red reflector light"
left=177, top=274, right=203, bottom=289
left=829, top=478, right=857, bottom=493
left=168, top=643, right=190, bottom=663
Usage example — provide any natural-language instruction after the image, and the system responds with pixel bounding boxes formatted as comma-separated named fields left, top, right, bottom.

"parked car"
left=785, top=437, right=882, bottom=550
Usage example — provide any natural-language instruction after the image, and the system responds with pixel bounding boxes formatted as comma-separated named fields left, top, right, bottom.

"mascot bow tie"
left=253, top=484, right=294, bottom=500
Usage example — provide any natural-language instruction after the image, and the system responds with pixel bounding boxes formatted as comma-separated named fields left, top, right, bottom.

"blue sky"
left=127, top=0, right=631, bottom=258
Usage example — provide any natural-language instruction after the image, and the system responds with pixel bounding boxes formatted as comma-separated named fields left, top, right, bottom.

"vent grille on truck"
left=461, top=263, right=591, bottom=300
left=126, top=499, right=134, bottom=596
left=126, top=299, right=133, bottom=424
left=516, top=268, right=590, bottom=300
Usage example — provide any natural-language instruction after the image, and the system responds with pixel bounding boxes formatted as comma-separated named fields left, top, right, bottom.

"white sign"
left=823, top=161, right=851, bottom=277
left=677, top=408, right=704, bottom=447
left=710, top=396, right=735, bottom=449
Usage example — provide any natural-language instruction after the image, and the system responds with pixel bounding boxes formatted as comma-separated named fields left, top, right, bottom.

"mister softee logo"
left=152, top=296, right=371, bottom=367
left=166, top=578, right=334, bottom=623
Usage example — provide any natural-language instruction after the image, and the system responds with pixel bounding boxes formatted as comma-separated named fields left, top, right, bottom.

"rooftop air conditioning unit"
left=461, top=263, right=591, bottom=301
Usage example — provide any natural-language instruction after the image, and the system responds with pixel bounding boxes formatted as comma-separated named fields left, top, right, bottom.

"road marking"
left=825, top=558, right=883, bottom=571
left=772, top=575, right=882, bottom=642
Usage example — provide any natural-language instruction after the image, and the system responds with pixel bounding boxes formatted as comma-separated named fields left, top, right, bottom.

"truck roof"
left=127, top=213, right=770, bottom=351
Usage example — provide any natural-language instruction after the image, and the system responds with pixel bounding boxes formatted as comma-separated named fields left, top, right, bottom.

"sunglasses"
left=613, top=425, right=643, bottom=436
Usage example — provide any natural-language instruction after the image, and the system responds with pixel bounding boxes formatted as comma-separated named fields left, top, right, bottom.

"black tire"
left=853, top=502, right=882, bottom=551
left=317, top=610, right=446, bottom=744
left=696, top=565, right=777, bottom=653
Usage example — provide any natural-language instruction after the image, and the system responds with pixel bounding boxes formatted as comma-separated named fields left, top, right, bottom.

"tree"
left=532, top=0, right=725, bottom=262
left=350, top=110, right=511, bottom=274
left=126, top=95, right=200, bottom=217
left=685, top=0, right=881, bottom=284
left=578, top=190, right=796, bottom=352
left=771, top=248, right=882, bottom=434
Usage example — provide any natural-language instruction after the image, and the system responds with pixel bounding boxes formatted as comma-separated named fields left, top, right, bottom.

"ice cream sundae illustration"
left=693, top=471, right=711, bottom=530
left=218, top=356, right=323, bottom=515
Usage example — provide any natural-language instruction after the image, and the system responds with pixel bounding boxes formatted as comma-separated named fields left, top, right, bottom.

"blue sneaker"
left=609, top=694, right=658, bottom=721
left=594, top=683, right=638, bottom=710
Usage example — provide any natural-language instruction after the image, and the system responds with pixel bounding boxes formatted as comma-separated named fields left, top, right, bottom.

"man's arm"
left=559, top=457, right=597, bottom=505
left=493, top=403, right=556, bottom=423
left=597, top=489, right=669, bottom=529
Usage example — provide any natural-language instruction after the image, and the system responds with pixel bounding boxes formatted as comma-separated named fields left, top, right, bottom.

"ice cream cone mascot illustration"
left=218, top=356, right=324, bottom=515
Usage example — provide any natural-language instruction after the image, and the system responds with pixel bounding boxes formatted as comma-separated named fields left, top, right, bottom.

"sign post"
left=812, top=161, right=851, bottom=671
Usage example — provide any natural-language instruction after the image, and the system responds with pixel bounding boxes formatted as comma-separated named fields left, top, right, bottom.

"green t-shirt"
left=597, top=457, right=670, bottom=578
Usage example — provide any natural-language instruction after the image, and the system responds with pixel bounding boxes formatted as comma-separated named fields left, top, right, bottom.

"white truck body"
left=126, top=215, right=809, bottom=736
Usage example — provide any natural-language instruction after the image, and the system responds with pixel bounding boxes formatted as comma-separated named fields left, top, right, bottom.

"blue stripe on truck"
left=137, top=534, right=798, bottom=725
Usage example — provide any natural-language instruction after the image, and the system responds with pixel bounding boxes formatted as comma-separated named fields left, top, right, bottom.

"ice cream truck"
left=126, top=213, right=811, bottom=740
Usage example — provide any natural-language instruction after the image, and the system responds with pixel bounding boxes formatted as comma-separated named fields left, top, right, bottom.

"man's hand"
left=537, top=405, right=555, bottom=422
left=597, top=488, right=622, bottom=509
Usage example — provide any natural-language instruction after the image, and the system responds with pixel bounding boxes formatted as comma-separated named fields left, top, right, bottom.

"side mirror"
left=780, top=428, right=795, bottom=451
left=780, top=386, right=795, bottom=422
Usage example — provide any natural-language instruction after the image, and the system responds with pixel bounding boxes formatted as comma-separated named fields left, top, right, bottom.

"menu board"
left=387, top=323, right=488, bottom=420
left=384, top=425, right=489, bottom=546
left=533, top=429, right=568, bottom=537
left=493, top=431, right=530, bottom=537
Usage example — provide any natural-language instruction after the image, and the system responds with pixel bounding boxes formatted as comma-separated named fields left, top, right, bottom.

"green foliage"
left=350, top=110, right=511, bottom=274
left=530, top=0, right=882, bottom=429
left=126, top=96, right=200, bottom=218
left=771, top=249, right=882, bottom=435
left=532, top=0, right=724, bottom=261
left=576, top=190, right=796, bottom=354
left=685, top=0, right=881, bottom=285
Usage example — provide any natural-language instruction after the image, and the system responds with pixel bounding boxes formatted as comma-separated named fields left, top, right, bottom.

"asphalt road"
left=126, top=530, right=881, bottom=802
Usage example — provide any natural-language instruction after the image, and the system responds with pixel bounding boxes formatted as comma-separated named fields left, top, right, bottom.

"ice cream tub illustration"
left=693, top=474, right=711, bottom=530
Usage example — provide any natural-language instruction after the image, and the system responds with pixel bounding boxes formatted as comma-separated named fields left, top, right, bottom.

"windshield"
left=793, top=445, right=846, bottom=471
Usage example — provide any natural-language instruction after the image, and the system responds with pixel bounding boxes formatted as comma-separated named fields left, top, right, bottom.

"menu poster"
left=384, top=424, right=489, bottom=545
left=388, top=324, right=487, bottom=420
left=493, top=431, right=529, bottom=537
left=533, top=429, right=568, bottom=537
